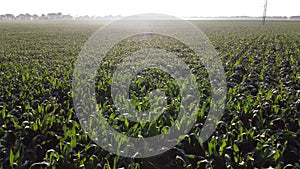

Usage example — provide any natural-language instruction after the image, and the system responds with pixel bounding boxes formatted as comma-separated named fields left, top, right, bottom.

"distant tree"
left=290, top=16, right=300, bottom=20
left=40, top=14, right=48, bottom=20
left=76, top=15, right=92, bottom=20
left=47, top=12, right=63, bottom=20
left=62, top=15, right=73, bottom=20
left=95, top=16, right=103, bottom=20
left=32, top=14, right=39, bottom=20
left=25, top=13, right=32, bottom=20
left=1, top=12, right=76, bottom=21
left=266, top=16, right=287, bottom=20
left=4, top=14, right=15, bottom=20
left=16, top=14, right=26, bottom=20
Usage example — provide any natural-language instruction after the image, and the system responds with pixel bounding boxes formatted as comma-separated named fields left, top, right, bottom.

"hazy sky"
left=1, top=0, right=299, bottom=17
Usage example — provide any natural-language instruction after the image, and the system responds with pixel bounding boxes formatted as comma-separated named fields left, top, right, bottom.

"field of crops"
left=0, top=20, right=299, bottom=169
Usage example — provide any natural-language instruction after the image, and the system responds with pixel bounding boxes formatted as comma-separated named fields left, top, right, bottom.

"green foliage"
left=0, top=20, right=299, bottom=168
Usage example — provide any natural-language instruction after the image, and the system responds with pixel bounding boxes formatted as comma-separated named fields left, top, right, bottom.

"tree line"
left=1, top=13, right=299, bottom=21
left=0, top=12, right=122, bottom=21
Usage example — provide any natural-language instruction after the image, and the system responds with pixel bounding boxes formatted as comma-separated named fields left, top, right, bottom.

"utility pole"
left=263, top=0, right=268, bottom=25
